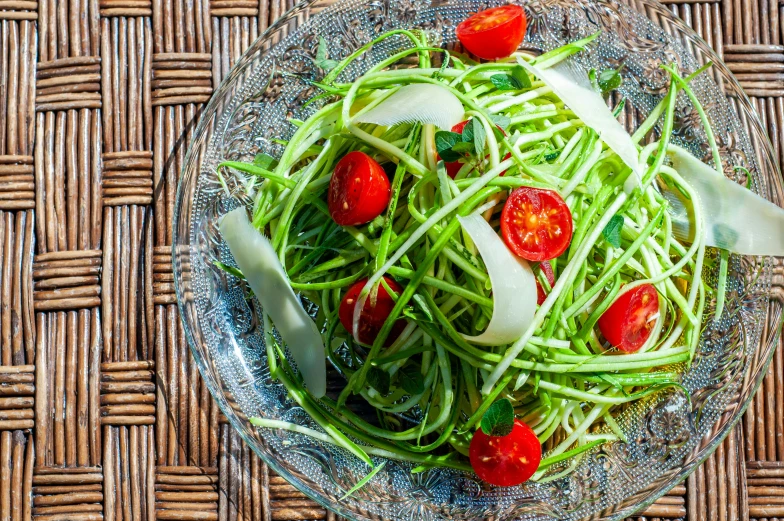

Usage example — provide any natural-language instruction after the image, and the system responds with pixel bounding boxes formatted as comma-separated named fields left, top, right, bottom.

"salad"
left=215, top=5, right=784, bottom=489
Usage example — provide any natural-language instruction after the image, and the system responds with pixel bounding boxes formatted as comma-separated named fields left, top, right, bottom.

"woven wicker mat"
left=0, top=0, right=781, bottom=520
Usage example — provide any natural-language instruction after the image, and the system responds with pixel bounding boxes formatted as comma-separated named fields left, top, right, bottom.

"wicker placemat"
left=0, top=0, right=780, bottom=519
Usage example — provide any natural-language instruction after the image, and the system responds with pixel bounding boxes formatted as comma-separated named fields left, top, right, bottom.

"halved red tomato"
left=441, top=120, right=512, bottom=179
left=598, top=284, right=660, bottom=353
left=469, top=419, right=541, bottom=486
left=339, top=277, right=406, bottom=346
left=456, top=5, right=527, bottom=60
left=535, top=260, right=555, bottom=305
left=500, top=187, right=573, bottom=261
left=328, top=151, right=390, bottom=226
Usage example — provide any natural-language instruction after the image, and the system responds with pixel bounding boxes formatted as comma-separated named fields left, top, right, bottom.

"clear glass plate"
left=173, top=0, right=784, bottom=518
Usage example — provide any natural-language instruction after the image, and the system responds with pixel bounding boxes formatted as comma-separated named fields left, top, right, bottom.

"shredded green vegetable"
left=222, top=30, right=717, bottom=481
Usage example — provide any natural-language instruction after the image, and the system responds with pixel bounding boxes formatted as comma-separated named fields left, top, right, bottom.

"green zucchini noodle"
left=218, top=30, right=714, bottom=478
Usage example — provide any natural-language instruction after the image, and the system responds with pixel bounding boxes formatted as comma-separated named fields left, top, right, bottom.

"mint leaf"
left=490, top=114, right=511, bottom=130
left=598, top=66, right=623, bottom=95
left=314, top=36, right=338, bottom=71
left=253, top=153, right=278, bottom=170
left=471, top=118, right=486, bottom=156
left=480, top=398, right=514, bottom=436
left=435, top=131, right=461, bottom=153
left=490, top=73, right=523, bottom=91
left=435, top=130, right=463, bottom=162
left=439, top=149, right=463, bottom=162
left=399, top=365, right=425, bottom=395
left=367, top=367, right=390, bottom=395
left=459, top=118, right=486, bottom=155
left=450, top=142, right=473, bottom=154
left=511, top=65, right=532, bottom=89
left=602, top=214, right=624, bottom=248
left=461, top=119, right=473, bottom=142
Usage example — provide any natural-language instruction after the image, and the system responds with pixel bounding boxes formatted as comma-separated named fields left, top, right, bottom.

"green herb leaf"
left=602, top=214, right=624, bottom=248
left=435, top=130, right=462, bottom=162
left=490, top=73, right=523, bottom=91
left=398, top=365, right=425, bottom=395
left=490, top=114, right=511, bottom=130
left=472, top=118, right=486, bottom=156
left=367, top=367, right=390, bottom=395
left=252, top=153, right=278, bottom=170
left=460, top=119, right=473, bottom=142
left=450, top=141, right=473, bottom=154
left=435, top=131, right=462, bottom=152
left=436, top=148, right=462, bottom=162
left=544, top=150, right=560, bottom=161
left=480, top=398, right=515, bottom=437
left=598, top=65, right=623, bottom=95
left=314, top=36, right=339, bottom=71
left=511, top=65, right=532, bottom=89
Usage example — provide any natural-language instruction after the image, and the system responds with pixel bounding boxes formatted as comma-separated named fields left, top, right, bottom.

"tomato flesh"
left=328, top=151, right=391, bottom=226
left=442, top=120, right=511, bottom=178
left=456, top=5, right=527, bottom=60
left=598, top=284, right=660, bottom=352
left=469, top=419, right=541, bottom=487
left=339, top=277, right=406, bottom=346
left=501, top=187, right=573, bottom=261
left=535, top=260, right=555, bottom=306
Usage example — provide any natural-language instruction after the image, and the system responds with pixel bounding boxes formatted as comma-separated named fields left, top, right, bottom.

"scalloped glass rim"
left=173, top=0, right=784, bottom=519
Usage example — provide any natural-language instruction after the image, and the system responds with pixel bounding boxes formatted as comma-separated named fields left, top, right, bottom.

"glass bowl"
left=173, top=0, right=784, bottom=518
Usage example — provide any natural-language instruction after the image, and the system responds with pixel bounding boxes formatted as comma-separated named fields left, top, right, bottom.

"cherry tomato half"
left=469, top=419, right=542, bottom=487
left=339, top=277, right=406, bottom=346
left=328, top=151, right=391, bottom=226
left=598, top=284, right=660, bottom=353
left=535, top=260, right=555, bottom=306
left=456, top=5, right=527, bottom=60
left=442, top=120, right=511, bottom=179
left=501, top=187, right=573, bottom=261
